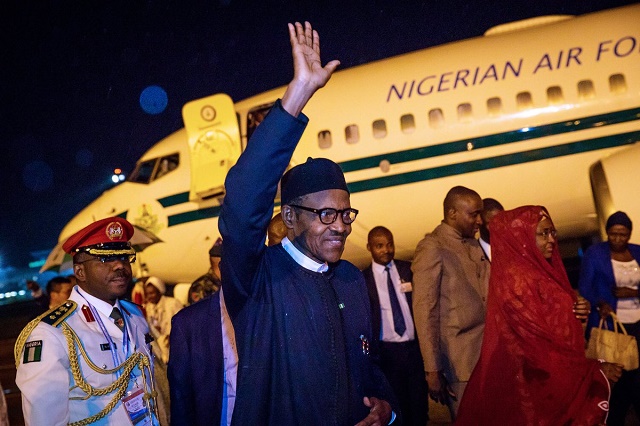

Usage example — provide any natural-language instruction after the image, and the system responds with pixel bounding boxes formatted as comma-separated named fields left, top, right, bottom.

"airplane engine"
left=590, top=141, right=640, bottom=243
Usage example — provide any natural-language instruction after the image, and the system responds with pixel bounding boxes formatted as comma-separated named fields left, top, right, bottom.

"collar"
left=281, top=237, right=329, bottom=273
left=440, top=221, right=476, bottom=242
left=75, top=285, right=122, bottom=319
left=372, top=260, right=395, bottom=274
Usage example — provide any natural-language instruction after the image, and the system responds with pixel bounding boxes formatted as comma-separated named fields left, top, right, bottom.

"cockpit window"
left=128, top=159, right=156, bottom=183
left=127, top=153, right=180, bottom=184
left=155, top=154, right=179, bottom=179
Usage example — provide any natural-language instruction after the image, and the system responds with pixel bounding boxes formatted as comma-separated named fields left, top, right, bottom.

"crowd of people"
left=13, top=21, right=640, bottom=426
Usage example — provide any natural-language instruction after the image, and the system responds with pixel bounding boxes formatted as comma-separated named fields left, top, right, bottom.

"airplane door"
left=182, top=94, right=241, bottom=201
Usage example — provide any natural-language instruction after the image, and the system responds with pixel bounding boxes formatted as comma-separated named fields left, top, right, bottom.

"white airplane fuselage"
left=58, top=4, right=640, bottom=284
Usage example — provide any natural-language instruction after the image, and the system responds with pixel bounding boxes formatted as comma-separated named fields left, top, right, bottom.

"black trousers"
left=379, top=340, right=429, bottom=426
left=607, top=320, right=640, bottom=426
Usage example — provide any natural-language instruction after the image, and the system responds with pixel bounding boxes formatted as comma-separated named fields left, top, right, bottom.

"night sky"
left=0, top=0, right=635, bottom=271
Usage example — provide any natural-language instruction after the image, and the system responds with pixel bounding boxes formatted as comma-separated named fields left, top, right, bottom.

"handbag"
left=586, top=312, right=639, bottom=370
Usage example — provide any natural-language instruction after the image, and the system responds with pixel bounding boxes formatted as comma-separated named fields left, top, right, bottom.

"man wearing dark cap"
left=188, top=237, right=222, bottom=305
left=219, top=22, right=395, bottom=425
left=15, top=217, right=160, bottom=425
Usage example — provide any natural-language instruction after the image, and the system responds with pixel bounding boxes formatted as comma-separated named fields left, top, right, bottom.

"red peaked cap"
left=62, top=217, right=135, bottom=255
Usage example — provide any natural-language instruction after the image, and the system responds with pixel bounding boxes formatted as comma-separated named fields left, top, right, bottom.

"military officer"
left=15, top=217, right=159, bottom=426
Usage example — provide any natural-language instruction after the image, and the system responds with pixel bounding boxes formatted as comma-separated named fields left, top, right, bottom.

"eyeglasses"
left=536, top=229, right=558, bottom=240
left=289, top=204, right=359, bottom=225
left=78, top=254, right=137, bottom=264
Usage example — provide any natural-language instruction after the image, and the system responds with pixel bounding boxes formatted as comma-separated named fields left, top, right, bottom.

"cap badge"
left=105, top=222, right=124, bottom=241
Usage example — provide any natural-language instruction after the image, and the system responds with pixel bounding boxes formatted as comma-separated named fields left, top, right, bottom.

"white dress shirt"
left=220, top=287, right=238, bottom=426
left=372, top=261, right=415, bottom=342
left=479, top=237, right=491, bottom=262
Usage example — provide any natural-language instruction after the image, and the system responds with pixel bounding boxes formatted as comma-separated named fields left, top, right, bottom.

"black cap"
left=606, top=211, right=632, bottom=231
left=281, top=157, right=349, bottom=205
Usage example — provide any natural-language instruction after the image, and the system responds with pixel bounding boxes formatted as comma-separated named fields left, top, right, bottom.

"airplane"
left=50, top=4, right=640, bottom=287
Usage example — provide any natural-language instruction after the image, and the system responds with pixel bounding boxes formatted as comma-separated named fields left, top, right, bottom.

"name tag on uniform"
left=100, top=343, right=117, bottom=351
left=400, top=281, right=413, bottom=293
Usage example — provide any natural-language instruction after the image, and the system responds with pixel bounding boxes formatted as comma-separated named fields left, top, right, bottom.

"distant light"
left=112, top=172, right=126, bottom=184
left=140, top=85, right=168, bottom=115
left=114, top=168, right=122, bottom=174
left=28, top=259, right=45, bottom=268
left=18, top=290, right=26, bottom=296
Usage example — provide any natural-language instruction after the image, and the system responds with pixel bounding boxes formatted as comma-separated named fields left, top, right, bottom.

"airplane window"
left=345, top=124, right=360, bottom=144
left=247, top=103, right=274, bottom=140
left=428, top=109, right=444, bottom=129
left=457, top=103, right=472, bottom=122
left=578, top=80, right=596, bottom=100
left=400, top=114, right=415, bottom=134
left=373, top=119, right=387, bottom=139
left=516, top=92, right=533, bottom=110
left=487, top=97, right=502, bottom=115
left=155, top=153, right=179, bottom=179
left=128, top=159, right=156, bottom=184
left=609, top=74, right=627, bottom=95
left=546, top=86, right=564, bottom=105
left=318, top=130, right=332, bottom=149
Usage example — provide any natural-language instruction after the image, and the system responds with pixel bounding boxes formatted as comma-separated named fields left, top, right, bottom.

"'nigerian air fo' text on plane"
left=51, top=4, right=640, bottom=286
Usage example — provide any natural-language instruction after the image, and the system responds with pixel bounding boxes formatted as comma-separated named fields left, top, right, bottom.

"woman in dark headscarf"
left=457, top=206, right=620, bottom=425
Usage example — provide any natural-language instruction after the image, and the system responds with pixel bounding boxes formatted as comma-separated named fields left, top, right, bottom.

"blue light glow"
left=140, top=85, right=168, bottom=115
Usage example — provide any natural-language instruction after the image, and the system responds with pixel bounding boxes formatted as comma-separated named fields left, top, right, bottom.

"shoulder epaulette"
left=40, top=300, right=77, bottom=327
left=15, top=300, right=77, bottom=368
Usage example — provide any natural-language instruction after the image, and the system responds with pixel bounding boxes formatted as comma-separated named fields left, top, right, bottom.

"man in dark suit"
left=478, top=197, right=504, bottom=262
left=168, top=289, right=237, bottom=426
left=363, top=226, right=429, bottom=425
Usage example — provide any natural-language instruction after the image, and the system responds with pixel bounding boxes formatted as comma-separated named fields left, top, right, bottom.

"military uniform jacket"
left=15, top=287, right=157, bottom=426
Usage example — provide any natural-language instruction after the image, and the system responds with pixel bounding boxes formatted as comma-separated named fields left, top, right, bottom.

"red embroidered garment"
left=457, top=206, right=610, bottom=425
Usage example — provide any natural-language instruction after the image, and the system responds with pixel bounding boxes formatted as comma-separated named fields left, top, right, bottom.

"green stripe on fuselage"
left=168, top=205, right=222, bottom=227
left=159, top=192, right=190, bottom=208
left=128, top=107, right=640, bottom=226
left=347, top=130, right=640, bottom=193
left=340, top=107, right=640, bottom=173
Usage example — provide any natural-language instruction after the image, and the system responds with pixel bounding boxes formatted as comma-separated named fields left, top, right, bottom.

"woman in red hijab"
left=457, top=206, right=621, bottom=425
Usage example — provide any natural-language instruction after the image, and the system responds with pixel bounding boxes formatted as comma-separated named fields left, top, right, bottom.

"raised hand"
left=281, top=21, right=340, bottom=117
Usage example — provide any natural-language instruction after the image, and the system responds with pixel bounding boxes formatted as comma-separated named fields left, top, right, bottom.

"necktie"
left=110, top=307, right=125, bottom=332
left=385, top=266, right=406, bottom=336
